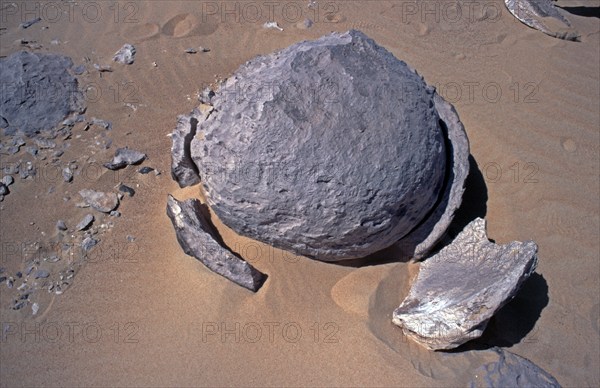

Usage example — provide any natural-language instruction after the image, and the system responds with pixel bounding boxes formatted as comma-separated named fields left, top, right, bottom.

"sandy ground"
left=0, top=0, right=598, bottom=386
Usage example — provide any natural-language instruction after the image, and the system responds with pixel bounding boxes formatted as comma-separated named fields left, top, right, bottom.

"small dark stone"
left=56, top=220, right=68, bottom=231
left=185, top=48, right=198, bottom=54
left=75, top=214, right=94, bottom=231
left=1, top=175, right=14, bottom=186
left=62, top=167, right=73, bottom=182
left=82, top=236, right=98, bottom=251
left=138, top=166, right=154, bottom=174
left=15, top=271, right=22, bottom=278
left=0, top=184, right=8, bottom=196
left=21, top=17, right=42, bottom=29
left=35, top=269, right=50, bottom=279
left=166, top=195, right=267, bottom=292
left=118, top=184, right=135, bottom=197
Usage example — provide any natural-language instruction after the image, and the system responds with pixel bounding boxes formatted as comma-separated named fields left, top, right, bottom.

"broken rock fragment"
left=166, top=195, right=267, bottom=292
left=104, top=147, right=146, bottom=170
left=79, top=189, right=119, bottom=213
left=392, top=218, right=538, bottom=350
left=170, top=104, right=212, bottom=187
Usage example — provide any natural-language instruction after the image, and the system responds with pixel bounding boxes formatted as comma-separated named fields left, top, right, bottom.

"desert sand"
left=0, top=0, right=598, bottom=386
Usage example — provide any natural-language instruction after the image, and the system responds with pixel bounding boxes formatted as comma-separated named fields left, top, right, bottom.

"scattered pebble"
left=263, top=21, right=284, bottom=31
left=138, top=166, right=154, bottom=174
left=21, top=17, right=42, bottom=29
left=185, top=48, right=198, bottom=54
left=126, top=235, right=136, bottom=242
left=113, top=44, right=136, bottom=65
left=63, top=167, right=73, bottom=182
left=104, top=147, right=146, bottom=170
left=35, top=269, right=50, bottom=279
left=76, top=214, right=94, bottom=231
left=110, top=210, right=121, bottom=217
left=79, top=189, right=119, bottom=213
left=0, top=184, right=8, bottom=196
left=82, top=236, right=98, bottom=251
left=32, top=302, right=39, bottom=315
left=1, top=175, right=14, bottom=186
left=118, top=184, right=135, bottom=197
left=93, top=64, right=113, bottom=72
left=90, top=117, right=112, bottom=130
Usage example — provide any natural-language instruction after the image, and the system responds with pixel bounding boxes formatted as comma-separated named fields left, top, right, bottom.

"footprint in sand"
left=124, top=22, right=161, bottom=42
left=162, top=13, right=218, bottom=38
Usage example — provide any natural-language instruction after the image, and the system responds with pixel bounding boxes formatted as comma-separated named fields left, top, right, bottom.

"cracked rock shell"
left=189, top=30, right=469, bottom=261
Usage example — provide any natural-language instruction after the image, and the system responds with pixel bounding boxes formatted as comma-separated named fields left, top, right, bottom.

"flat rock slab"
left=470, top=347, right=560, bottom=387
left=166, top=195, right=267, bottom=292
left=0, top=51, right=85, bottom=136
left=104, top=147, right=146, bottom=170
left=191, top=30, right=450, bottom=261
left=392, top=218, right=538, bottom=350
left=79, top=189, right=119, bottom=213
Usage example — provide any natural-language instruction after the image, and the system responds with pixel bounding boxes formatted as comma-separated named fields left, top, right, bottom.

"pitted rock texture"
left=392, top=218, right=538, bottom=350
left=0, top=51, right=85, bottom=136
left=166, top=195, right=267, bottom=292
left=191, top=30, right=449, bottom=261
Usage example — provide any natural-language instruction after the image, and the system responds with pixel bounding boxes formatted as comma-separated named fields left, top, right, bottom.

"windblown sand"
left=0, top=0, right=598, bottom=386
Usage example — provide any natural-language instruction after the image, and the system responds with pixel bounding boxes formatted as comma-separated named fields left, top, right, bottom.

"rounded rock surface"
left=192, top=30, right=451, bottom=261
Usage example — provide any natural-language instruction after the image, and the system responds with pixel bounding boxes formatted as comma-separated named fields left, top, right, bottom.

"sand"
left=0, top=0, right=598, bottom=386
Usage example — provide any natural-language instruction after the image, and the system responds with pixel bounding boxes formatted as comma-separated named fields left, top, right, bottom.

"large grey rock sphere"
left=190, top=30, right=468, bottom=261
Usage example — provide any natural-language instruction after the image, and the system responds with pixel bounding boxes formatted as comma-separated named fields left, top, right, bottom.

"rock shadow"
left=561, top=6, right=600, bottom=18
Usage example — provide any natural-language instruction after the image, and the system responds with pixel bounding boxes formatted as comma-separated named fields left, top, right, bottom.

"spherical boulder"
left=190, top=30, right=469, bottom=261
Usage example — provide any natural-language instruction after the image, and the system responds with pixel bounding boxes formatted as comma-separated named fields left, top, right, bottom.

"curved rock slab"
left=191, top=30, right=468, bottom=261
left=469, top=347, right=561, bottom=387
left=505, top=0, right=580, bottom=41
left=0, top=51, right=85, bottom=136
left=397, top=92, right=470, bottom=261
left=392, top=218, right=538, bottom=350
left=170, top=104, right=212, bottom=187
left=166, top=195, right=267, bottom=292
